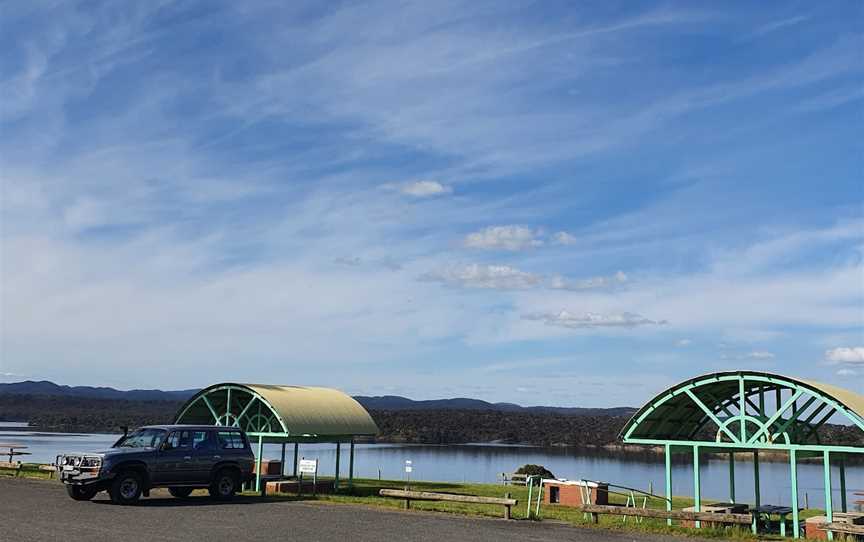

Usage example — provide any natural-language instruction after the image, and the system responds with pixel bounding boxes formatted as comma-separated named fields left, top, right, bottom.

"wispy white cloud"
left=522, top=310, right=667, bottom=329
left=549, top=271, right=627, bottom=291
left=676, top=339, right=692, bottom=347
left=420, top=264, right=542, bottom=290
left=464, top=226, right=544, bottom=251
left=748, top=15, right=810, bottom=38
left=551, top=231, right=577, bottom=245
left=384, top=180, right=453, bottom=198
left=745, top=350, right=775, bottom=360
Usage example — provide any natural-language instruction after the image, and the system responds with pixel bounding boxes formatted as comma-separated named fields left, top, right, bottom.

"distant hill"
left=0, top=380, right=635, bottom=416
left=353, top=395, right=636, bottom=417
left=0, top=380, right=198, bottom=402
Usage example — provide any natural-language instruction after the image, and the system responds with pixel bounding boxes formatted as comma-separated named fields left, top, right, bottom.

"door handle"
left=184, top=456, right=192, bottom=460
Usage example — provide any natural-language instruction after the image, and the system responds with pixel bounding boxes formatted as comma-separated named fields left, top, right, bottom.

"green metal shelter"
left=620, top=371, right=864, bottom=539
left=174, top=383, right=379, bottom=492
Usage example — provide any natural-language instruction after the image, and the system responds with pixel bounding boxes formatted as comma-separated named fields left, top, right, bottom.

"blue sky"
left=1, top=1, right=862, bottom=406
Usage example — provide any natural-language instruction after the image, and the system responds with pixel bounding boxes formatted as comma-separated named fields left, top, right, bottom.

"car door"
left=190, top=430, right=217, bottom=482
left=154, top=430, right=195, bottom=484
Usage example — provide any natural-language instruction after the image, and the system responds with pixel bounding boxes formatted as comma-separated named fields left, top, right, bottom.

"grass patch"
left=259, top=478, right=834, bottom=541
left=0, top=463, right=56, bottom=480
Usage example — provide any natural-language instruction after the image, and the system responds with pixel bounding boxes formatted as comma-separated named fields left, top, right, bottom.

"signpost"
left=404, top=460, right=413, bottom=490
left=298, top=458, right=318, bottom=496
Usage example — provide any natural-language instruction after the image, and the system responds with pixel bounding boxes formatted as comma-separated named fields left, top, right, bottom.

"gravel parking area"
left=2, top=477, right=712, bottom=542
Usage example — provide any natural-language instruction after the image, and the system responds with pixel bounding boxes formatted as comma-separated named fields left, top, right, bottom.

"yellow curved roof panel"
left=241, top=383, right=379, bottom=437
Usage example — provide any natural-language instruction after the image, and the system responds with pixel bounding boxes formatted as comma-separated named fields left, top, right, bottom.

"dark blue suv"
left=56, top=425, right=256, bottom=504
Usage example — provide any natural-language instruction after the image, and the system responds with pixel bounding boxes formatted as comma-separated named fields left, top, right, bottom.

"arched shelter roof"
left=620, top=371, right=864, bottom=449
left=174, top=383, right=379, bottom=438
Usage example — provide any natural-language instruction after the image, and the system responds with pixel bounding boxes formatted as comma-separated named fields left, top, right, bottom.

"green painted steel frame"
left=622, top=373, right=864, bottom=446
left=176, top=384, right=290, bottom=434
left=625, top=373, right=862, bottom=539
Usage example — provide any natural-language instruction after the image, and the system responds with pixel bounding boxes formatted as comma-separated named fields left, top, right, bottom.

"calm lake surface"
left=3, top=428, right=861, bottom=509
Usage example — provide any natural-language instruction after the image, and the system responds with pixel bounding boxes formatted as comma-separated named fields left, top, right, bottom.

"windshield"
left=114, top=428, right=166, bottom=448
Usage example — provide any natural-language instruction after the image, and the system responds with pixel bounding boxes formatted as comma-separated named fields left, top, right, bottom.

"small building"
left=174, top=382, right=379, bottom=492
left=543, top=479, right=608, bottom=507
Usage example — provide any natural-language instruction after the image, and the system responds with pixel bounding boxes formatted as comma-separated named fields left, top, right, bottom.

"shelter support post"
left=665, top=444, right=673, bottom=527
left=790, top=449, right=800, bottom=539
left=255, top=435, right=263, bottom=493
left=693, top=445, right=701, bottom=529
left=335, top=442, right=341, bottom=490
left=728, top=452, right=735, bottom=504
left=824, top=451, right=833, bottom=541
left=349, top=439, right=355, bottom=490
left=280, top=443, right=286, bottom=477
left=753, top=450, right=760, bottom=535
left=293, top=443, right=299, bottom=477
left=839, top=458, right=846, bottom=513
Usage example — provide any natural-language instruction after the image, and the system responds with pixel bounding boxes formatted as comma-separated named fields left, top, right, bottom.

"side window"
left=165, top=430, right=192, bottom=450
left=192, top=431, right=212, bottom=451
left=217, top=431, right=246, bottom=450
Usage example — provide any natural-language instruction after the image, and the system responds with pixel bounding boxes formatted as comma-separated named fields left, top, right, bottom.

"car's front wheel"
left=66, top=484, right=98, bottom=501
left=209, top=469, right=238, bottom=500
left=168, top=487, right=194, bottom=498
left=109, top=471, right=143, bottom=505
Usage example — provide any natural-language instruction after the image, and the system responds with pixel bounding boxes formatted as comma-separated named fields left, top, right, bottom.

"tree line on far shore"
left=1, top=394, right=862, bottom=449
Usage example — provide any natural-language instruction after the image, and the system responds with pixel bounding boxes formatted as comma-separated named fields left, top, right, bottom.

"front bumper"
left=56, top=455, right=107, bottom=486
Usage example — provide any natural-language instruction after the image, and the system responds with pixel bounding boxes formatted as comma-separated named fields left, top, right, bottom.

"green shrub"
left=515, top=464, right=555, bottom=479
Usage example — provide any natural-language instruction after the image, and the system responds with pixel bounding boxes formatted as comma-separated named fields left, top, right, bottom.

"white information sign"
left=299, top=459, right=318, bottom=474
left=405, top=460, right=413, bottom=473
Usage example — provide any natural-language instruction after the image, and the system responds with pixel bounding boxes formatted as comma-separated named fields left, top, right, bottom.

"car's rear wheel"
left=209, top=469, right=238, bottom=500
left=66, top=484, right=98, bottom=501
left=168, top=487, right=194, bottom=498
left=109, top=471, right=143, bottom=505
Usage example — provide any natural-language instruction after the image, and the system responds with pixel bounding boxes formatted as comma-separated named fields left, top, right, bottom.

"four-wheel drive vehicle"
left=56, top=425, right=255, bottom=504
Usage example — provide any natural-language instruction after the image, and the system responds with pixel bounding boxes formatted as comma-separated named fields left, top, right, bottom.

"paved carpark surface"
left=2, top=477, right=712, bottom=542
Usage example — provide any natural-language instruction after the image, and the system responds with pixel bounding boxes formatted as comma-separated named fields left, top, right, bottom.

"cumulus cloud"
left=552, top=231, right=577, bottom=245
left=825, top=347, right=864, bottom=365
left=463, top=226, right=544, bottom=251
left=522, top=310, right=667, bottom=329
left=420, top=264, right=542, bottom=289
left=549, top=271, right=627, bottom=291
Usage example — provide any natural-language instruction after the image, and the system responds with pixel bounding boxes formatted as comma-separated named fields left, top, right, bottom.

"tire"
left=109, top=471, right=143, bottom=505
left=209, top=468, right=238, bottom=500
left=66, top=484, right=98, bottom=501
left=168, top=487, right=194, bottom=499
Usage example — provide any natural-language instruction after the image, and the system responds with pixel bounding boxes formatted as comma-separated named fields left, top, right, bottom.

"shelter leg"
left=349, top=439, right=355, bottom=490
left=255, top=435, right=263, bottom=493
left=790, top=449, right=799, bottom=539
left=824, top=451, right=833, bottom=541
left=729, top=452, right=735, bottom=504
left=693, top=445, right=701, bottom=529
left=293, top=443, right=299, bottom=477
left=665, top=444, right=673, bottom=527
left=839, top=459, right=846, bottom=513
left=280, top=443, right=286, bottom=477
left=335, top=442, right=341, bottom=490
left=753, top=450, right=760, bottom=535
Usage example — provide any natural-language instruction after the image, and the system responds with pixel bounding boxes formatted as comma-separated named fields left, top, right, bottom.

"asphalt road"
left=2, top=477, right=708, bottom=542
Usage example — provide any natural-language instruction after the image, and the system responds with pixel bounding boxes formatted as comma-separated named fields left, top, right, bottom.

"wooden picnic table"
left=752, top=505, right=800, bottom=537
left=0, top=443, right=30, bottom=463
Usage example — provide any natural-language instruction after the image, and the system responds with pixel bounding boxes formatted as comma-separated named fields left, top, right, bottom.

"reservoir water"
left=3, top=428, right=862, bottom=509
